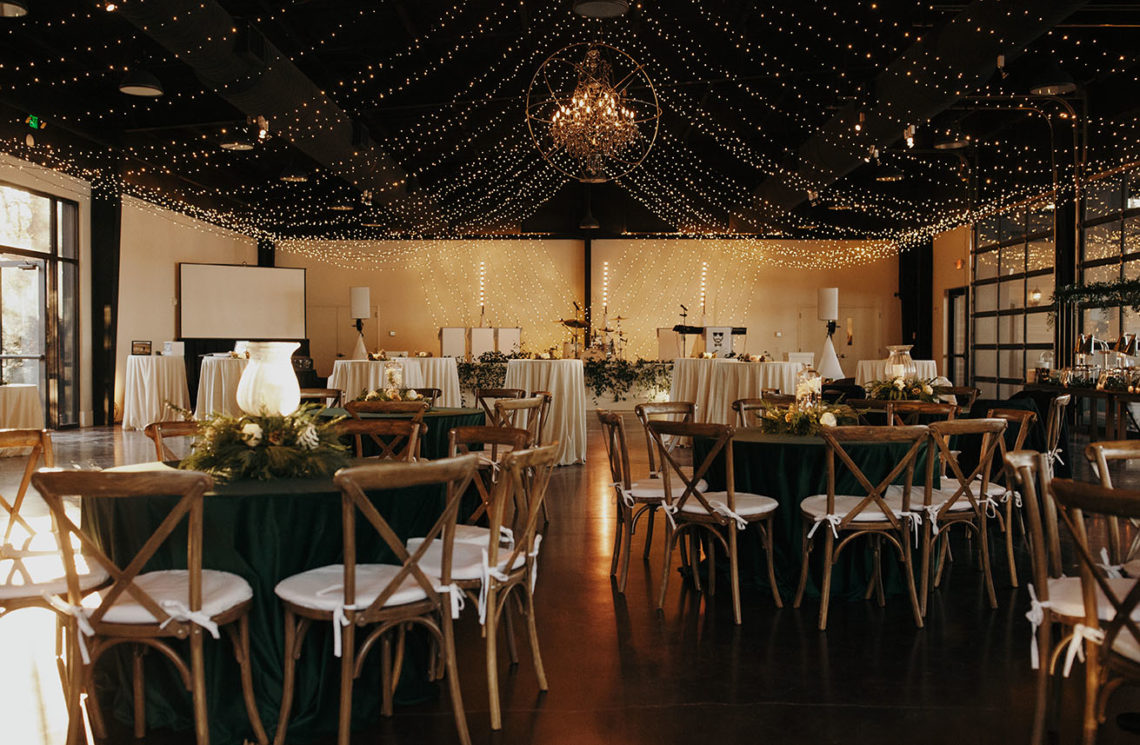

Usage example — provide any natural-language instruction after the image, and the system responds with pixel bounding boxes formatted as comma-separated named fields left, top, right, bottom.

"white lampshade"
left=817, top=288, right=839, bottom=321
left=236, top=342, right=301, bottom=416
left=350, top=286, right=371, bottom=320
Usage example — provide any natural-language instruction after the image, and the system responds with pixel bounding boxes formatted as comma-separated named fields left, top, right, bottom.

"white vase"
left=885, top=344, right=917, bottom=379
left=235, top=342, right=301, bottom=416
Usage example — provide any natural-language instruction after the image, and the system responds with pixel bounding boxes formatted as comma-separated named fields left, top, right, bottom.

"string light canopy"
left=0, top=0, right=27, bottom=18
left=526, top=41, right=661, bottom=183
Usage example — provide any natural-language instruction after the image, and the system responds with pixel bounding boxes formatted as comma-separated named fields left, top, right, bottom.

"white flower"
left=894, top=379, right=905, bottom=390
left=820, top=412, right=838, bottom=427
left=404, top=389, right=421, bottom=400
left=384, top=386, right=400, bottom=400
left=240, top=422, right=263, bottom=447
left=922, top=383, right=933, bottom=395
left=297, top=424, right=320, bottom=451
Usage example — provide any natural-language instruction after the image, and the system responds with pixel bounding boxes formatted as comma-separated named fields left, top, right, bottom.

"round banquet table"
left=84, top=461, right=448, bottom=744
left=692, top=429, right=938, bottom=601
left=503, top=358, right=586, bottom=466
left=0, top=383, right=45, bottom=456
left=328, top=358, right=461, bottom=408
left=854, top=359, right=939, bottom=386
left=121, top=355, right=191, bottom=431
left=194, top=356, right=248, bottom=419
left=321, top=406, right=484, bottom=460
left=669, top=358, right=804, bottom=425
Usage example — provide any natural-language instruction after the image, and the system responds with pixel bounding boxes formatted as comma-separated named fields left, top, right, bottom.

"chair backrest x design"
left=0, top=429, right=53, bottom=544
left=634, top=402, right=696, bottom=479
left=409, top=388, right=442, bottom=407
left=987, top=408, right=1038, bottom=489
left=486, top=445, right=557, bottom=581
left=333, top=455, right=478, bottom=622
left=32, top=469, right=214, bottom=636
left=448, top=425, right=531, bottom=525
left=934, top=385, right=980, bottom=410
left=888, top=400, right=958, bottom=427
left=1084, top=440, right=1140, bottom=566
left=532, top=391, right=553, bottom=446
left=337, top=419, right=423, bottom=461
left=819, top=425, right=930, bottom=529
left=596, top=411, right=632, bottom=491
left=1045, top=393, right=1071, bottom=460
left=493, top=396, right=544, bottom=444
left=345, top=400, right=429, bottom=423
left=927, top=418, right=1007, bottom=518
left=1005, top=450, right=1062, bottom=585
left=730, top=398, right=765, bottom=429
left=646, top=420, right=738, bottom=525
left=144, top=421, right=199, bottom=463
left=475, top=388, right=526, bottom=426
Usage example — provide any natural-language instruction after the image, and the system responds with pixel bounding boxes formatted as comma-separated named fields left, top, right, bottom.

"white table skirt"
left=504, top=359, right=586, bottom=466
left=122, top=355, right=190, bottom=431
left=195, top=356, right=249, bottom=419
left=328, top=358, right=461, bottom=407
left=855, top=359, right=939, bottom=386
left=669, top=358, right=804, bottom=425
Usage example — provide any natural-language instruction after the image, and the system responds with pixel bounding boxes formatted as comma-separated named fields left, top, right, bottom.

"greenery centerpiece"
left=354, top=387, right=427, bottom=403
left=865, top=376, right=939, bottom=402
left=178, top=404, right=349, bottom=482
left=755, top=402, right=858, bottom=436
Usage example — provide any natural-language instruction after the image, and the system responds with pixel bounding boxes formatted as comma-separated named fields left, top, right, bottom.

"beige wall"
left=115, top=197, right=257, bottom=416
left=931, top=226, right=972, bottom=377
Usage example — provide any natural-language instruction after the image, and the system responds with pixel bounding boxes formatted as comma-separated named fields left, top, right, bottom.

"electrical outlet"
left=775, top=331, right=782, bottom=338
left=388, top=330, right=396, bottom=337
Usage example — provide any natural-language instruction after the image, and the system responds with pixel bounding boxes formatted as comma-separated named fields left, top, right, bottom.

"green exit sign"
left=25, top=115, right=45, bottom=130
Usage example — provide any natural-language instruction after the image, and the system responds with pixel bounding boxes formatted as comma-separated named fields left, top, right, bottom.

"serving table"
left=328, top=358, right=461, bottom=407
left=194, top=356, right=248, bottom=418
left=669, top=358, right=803, bottom=425
left=855, top=359, right=939, bottom=386
left=85, top=461, right=448, bottom=744
left=503, top=358, right=586, bottom=465
left=121, top=355, right=191, bottom=431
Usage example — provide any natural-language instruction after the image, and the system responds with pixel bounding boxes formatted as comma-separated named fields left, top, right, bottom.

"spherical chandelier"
left=526, top=42, right=661, bottom=183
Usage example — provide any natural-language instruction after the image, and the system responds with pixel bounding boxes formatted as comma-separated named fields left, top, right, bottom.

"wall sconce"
left=1028, top=287, right=1042, bottom=306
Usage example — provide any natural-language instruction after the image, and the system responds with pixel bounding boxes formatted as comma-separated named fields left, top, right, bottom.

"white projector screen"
left=179, top=264, right=306, bottom=339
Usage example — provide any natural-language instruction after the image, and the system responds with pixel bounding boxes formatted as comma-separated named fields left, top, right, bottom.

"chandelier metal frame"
left=525, top=41, right=662, bottom=183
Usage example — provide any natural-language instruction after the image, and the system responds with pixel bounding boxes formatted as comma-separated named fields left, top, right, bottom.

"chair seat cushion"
left=680, top=492, right=777, bottom=517
left=0, top=554, right=109, bottom=602
left=880, top=486, right=979, bottom=515
left=627, top=478, right=708, bottom=500
left=1045, top=576, right=1140, bottom=621
left=275, top=565, right=427, bottom=613
left=800, top=494, right=894, bottom=522
left=938, top=477, right=1008, bottom=499
left=1125, top=559, right=1140, bottom=578
left=405, top=538, right=525, bottom=581
left=103, top=569, right=251, bottom=625
left=452, top=524, right=494, bottom=547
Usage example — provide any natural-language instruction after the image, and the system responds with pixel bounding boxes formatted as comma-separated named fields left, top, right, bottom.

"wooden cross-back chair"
left=760, top=388, right=783, bottom=397
left=987, top=407, right=1039, bottom=587
left=475, top=388, right=526, bottom=426
left=934, top=385, right=981, bottom=410
left=762, top=393, right=795, bottom=405
left=730, top=398, right=766, bottom=428
left=0, top=429, right=54, bottom=545
left=144, top=420, right=200, bottom=462
left=32, top=469, right=267, bottom=745
left=1044, top=393, right=1071, bottom=477
left=846, top=398, right=891, bottom=426
left=1085, top=440, right=1140, bottom=574
left=298, top=388, right=343, bottom=408
left=921, top=418, right=1007, bottom=611
left=406, top=444, right=556, bottom=730
left=887, top=400, right=959, bottom=426
left=448, top=425, right=532, bottom=542
left=532, top=390, right=553, bottom=445
left=409, top=387, right=442, bottom=407
left=345, top=399, right=429, bottom=422
left=336, top=419, right=423, bottom=461
left=1049, top=478, right=1140, bottom=745
left=646, top=420, right=781, bottom=623
left=793, top=425, right=929, bottom=630
left=273, top=455, right=478, bottom=745
left=493, top=396, right=544, bottom=444
left=633, top=402, right=697, bottom=480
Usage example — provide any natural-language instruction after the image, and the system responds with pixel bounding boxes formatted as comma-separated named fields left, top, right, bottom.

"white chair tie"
left=478, top=548, right=512, bottom=626
left=43, top=593, right=94, bottom=665
left=158, top=600, right=221, bottom=639
left=434, top=582, right=465, bottom=620
left=899, top=511, right=923, bottom=548
left=529, top=534, right=543, bottom=594
left=922, top=504, right=942, bottom=536
left=1047, top=448, right=1065, bottom=468
left=1099, top=548, right=1124, bottom=579
left=808, top=514, right=842, bottom=540
left=1062, top=623, right=1105, bottom=678
left=709, top=501, right=748, bottom=531
left=981, top=496, right=1001, bottom=519
left=1025, top=583, right=1053, bottom=670
left=612, top=482, right=636, bottom=509
left=477, top=455, right=502, bottom=482
left=315, top=584, right=356, bottom=657
left=498, top=526, right=515, bottom=551
left=659, top=500, right=678, bottom=531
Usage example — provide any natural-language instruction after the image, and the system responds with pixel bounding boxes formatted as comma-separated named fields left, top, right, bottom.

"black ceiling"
left=2, top=1, right=1140, bottom=244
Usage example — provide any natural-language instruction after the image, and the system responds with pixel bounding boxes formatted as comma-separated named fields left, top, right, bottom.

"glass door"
left=0, top=255, right=46, bottom=405
left=946, top=287, right=969, bottom=386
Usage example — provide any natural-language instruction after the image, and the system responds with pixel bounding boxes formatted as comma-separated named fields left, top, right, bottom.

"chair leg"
left=523, top=585, right=548, bottom=691
left=1030, top=613, right=1052, bottom=745
left=63, top=623, right=87, bottom=745
left=502, top=595, right=520, bottom=666
left=441, top=606, right=472, bottom=745
left=380, top=633, right=394, bottom=717
left=486, top=583, right=502, bottom=730
left=899, top=530, right=924, bottom=629
left=793, top=522, right=812, bottom=609
left=979, top=517, right=998, bottom=609
left=189, top=629, right=209, bottom=745
left=658, top=526, right=678, bottom=610
left=83, top=648, right=107, bottom=739
left=919, top=520, right=931, bottom=617
left=707, top=530, right=717, bottom=598
left=132, top=644, right=147, bottom=739
left=763, top=520, right=782, bottom=608
left=1082, top=641, right=1100, bottom=745
left=391, top=625, right=407, bottom=700
left=1005, top=498, right=1019, bottom=588
left=619, top=510, right=634, bottom=593
left=873, top=535, right=886, bottom=608
left=642, top=508, right=656, bottom=560
left=274, top=611, right=305, bottom=745
left=610, top=507, right=624, bottom=578
left=337, top=622, right=356, bottom=745
left=226, top=616, right=269, bottom=745
left=933, top=531, right=949, bottom=589
left=689, top=531, right=703, bottom=593
left=729, top=527, right=741, bottom=625
left=818, top=530, right=836, bottom=631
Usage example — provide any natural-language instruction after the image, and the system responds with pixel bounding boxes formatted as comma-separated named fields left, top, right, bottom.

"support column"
left=90, top=180, right=121, bottom=426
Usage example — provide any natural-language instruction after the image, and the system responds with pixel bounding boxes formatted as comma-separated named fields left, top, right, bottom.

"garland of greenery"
left=455, top=351, right=674, bottom=404
left=1052, top=277, right=1140, bottom=312
left=864, top=377, right=939, bottom=402
left=755, top=402, right=859, bottom=436
left=178, top=404, right=350, bottom=482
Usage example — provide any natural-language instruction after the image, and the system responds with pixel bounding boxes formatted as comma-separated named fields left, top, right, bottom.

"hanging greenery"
left=1052, top=278, right=1140, bottom=313
left=456, top=355, right=674, bottom=404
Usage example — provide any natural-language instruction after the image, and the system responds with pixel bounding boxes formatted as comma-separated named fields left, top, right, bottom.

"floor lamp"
left=817, top=288, right=844, bottom=380
left=350, top=286, right=370, bottom=360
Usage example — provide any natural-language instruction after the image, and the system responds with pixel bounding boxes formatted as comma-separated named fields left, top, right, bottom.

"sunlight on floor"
left=0, top=605, right=68, bottom=745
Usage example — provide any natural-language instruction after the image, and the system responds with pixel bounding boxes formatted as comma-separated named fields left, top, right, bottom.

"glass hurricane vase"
left=885, top=344, right=917, bottom=379
left=235, top=341, right=301, bottom=416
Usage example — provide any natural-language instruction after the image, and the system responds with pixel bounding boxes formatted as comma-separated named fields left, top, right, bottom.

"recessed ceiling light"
left=572, top=0, right=629, bottom=18
left=218, top=128, right=255, bottom=151
left=118, top=69, right=164, bottom=97
left=279, top=166, right=309, bottom=183
left=0, top=1, right=28, bottom=18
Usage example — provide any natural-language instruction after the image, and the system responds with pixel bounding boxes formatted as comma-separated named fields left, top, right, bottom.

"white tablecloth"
left=504, top=359, right=586, bottom=466
left=0, top=384, right=43, bottom=429
left=855, top=359, right=939, bottom=386
left=328, top=358, right=461, bottom=407
left=195, top=356, right=249, bottom=419
left=669, top=358, right=803, bottom=425
left=121, top=355, right=190, bottom=431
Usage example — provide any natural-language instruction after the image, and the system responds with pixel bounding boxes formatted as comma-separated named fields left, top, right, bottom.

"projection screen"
left=178, top=264, right=306, bottom=339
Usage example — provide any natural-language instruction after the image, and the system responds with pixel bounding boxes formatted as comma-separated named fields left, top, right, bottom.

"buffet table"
left=328, top=358, right=461, bottom=407
left=855, top=359, right=939, bottom=386
left=194, top=356, right=248, bottom=418
left=121, top=355, right=191, bottom=430
left=669, top=358, right=803, bottom=425
left=504, top=358, right=586, bottom=465
left=85, top=461, right=447, bottom=744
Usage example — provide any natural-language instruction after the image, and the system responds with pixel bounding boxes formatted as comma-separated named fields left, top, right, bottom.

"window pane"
left=975, top=250, right=998, bottom=281
left=1085, top=221, right=1122, bottom=263
left=56, top=261, right=78, bottom=427
left=1027, top=240, right=1054, bottom=272
left=975, top=283, right=998, bottom=312
left=1085, top=262, right=1120, bottom=285
left=57, top=202, right=78, bottom=260
left=1028, top=203, right=1054, bottom=237
left=1003, top=313, right=1025, bottom=344
left=1026, top=274, right=1053, bottom=308
left=1001, top=243, right=1026, bottom=276
left=977, top=381, right=998, bottom=399
left=1026, top=312, right=1052, bottom=345
left=1001, top=211, right=1026, bottom=243
left=975, top=316, right=997, bottom=345
left=0, top=185, right=52, bottom=253
left=977, top=218, right=1000, bottom=248
left=999, top=278, right=1025, bottom=310
left=1003, top=350, right=1024, bottom=381
left=1084, top=307, right=1119, bottom=340
left=975, top=349, right=997, bottom=378
left=1087, top=178, right=1123, bottom=220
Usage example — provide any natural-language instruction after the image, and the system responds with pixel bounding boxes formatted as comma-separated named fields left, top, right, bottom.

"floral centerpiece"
left=178, top=404, right=349, bottom=482
left=865, top=376, right=938, bottom=402
left=354, top=387, right=426, bottom=403
left=755, top=402, right=858, bottom=436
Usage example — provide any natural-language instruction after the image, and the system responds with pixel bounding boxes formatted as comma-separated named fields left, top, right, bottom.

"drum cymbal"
left=560, top=319, right=588, bottom=329
left=612, top=316, right=627, bottom=321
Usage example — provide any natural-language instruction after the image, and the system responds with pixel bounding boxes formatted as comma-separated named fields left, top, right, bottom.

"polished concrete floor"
left=2, top=420, right=1139, bottom=744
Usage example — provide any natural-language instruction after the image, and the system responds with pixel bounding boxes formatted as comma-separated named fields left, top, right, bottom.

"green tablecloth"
left=693, top=431, right=936, bottom=602
left=82, top=467, right=447, bottom=744
left=322, top=406, right=484, bottom=460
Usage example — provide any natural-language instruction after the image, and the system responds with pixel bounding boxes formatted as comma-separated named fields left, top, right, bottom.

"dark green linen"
left=322, top=406, right=484, bottom=460
left=82, top=469, right=447, bottom=744
left=692, top=431, right=936, bottom=602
